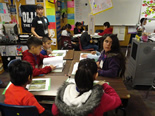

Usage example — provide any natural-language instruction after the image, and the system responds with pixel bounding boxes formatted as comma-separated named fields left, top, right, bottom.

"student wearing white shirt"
left=61, top=24, right=72, bottom=37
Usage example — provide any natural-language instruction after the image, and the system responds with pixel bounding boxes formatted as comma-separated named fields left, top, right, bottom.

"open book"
left=43, top=56, right=65, bottom=72
left=2, top=78, right=51, bottom=95
left=49, top=50, right=68, bottom=57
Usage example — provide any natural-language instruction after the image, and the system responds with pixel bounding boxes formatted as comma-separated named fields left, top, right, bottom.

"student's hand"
left=91, top=51, right=96, bottom=55
left=47, top=50, right=52, bottom=55
left=71, top=42, right=76, bottom=44
left=50, top=65, right=56, bottom=70
left=37, top=36, right=43, bottom=39
left=97, top=81, right=106, bottom=85
left=96, top=61, right=100, bottom=68
left=81, top=54, right=88, bottom=58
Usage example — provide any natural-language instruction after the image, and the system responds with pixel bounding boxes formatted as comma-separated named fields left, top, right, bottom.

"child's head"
left=65, top=24, right=71, bottom=32
left=140, top=18, right=147, bottom=25
left=42, top=37, right=51, bottom=50
left=75, top=59, right=98, bottom=94
left=8, top=59, right=33, bottom=86
left=103, top=22, right=110, bottom=30
left=102, top=34, right=120, bottom=53
left=27, top=36, right=42, bottom=55
left=75, top=22, right=82, bottom=29
left=36, top=4, right=44, bottom=16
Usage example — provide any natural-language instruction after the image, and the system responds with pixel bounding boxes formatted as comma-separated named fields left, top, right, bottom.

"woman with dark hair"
left=52, top=59, right=121, bottom=116
left=74, top=22, right=84, bottom=34
left=97, top=34, right=126, bottom=78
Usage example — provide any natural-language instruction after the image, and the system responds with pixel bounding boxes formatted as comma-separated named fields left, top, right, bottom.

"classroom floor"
left=0, top=48, right=155, bottom=116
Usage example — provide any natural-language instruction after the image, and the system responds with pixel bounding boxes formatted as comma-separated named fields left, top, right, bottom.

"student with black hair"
left=97, top=34, right=126, bottom=78
left=52, top=59, right=121, bottom=116
left=31, top=4, right=51, bottom=39
left=4, top=59, right=53, bottom=116
left=22, top=37, right=55, bottom=77
left=137, top=18, right=147, bottom=32
left=61, top=24, right=72, bottom=37
left=98, top=22, right=113, bottom=36
left=80, top=26, right=98, bottom=51
left=41, top=37, right=52, bottom=56
left=74, top=22, right=84, bottom=34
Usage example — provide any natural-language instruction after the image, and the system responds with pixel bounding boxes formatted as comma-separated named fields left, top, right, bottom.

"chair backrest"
left=61, top=36, right=73, bottom=49
left=0, top=103, right=39, bottom=116
left=78, top=37, right=83, bottom=51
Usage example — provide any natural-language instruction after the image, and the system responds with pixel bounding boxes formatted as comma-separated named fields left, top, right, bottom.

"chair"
left=61, top=36, right=73, bottom=50
left=0, top=103, right=39, bottom=116
left=78, top=37, right=94, bottom=51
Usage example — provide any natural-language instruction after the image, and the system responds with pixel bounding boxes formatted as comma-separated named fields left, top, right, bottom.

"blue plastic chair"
left=0, top=103, right=39, bottom=116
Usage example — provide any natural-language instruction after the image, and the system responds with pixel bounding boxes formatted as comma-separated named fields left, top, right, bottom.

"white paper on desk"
left=79, top=53, right=92, bottom=60
left=43, top=56, right=63, bottom=68
left=50, top=50, right=67, bottom=57
left=72, top=62, right=79, bottom=75
left=6, top=45, right=17, bottom=56
left=73, top=34, right=81, bottom=38
left=26, top=0, right=35, bottom=4
left=26, top=78, right=50, bottom=91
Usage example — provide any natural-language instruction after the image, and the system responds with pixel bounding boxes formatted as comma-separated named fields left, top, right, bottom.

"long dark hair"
left=75, top=59, right=97, bottom=94
left=102, top=34, right=126, bottom=77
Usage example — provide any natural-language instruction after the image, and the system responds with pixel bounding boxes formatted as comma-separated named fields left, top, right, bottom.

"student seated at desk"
left=4, top=59, right=52, bottom=116
left=97, top=34, right=125, bottom=78
left=137, top=18, right=147, bottom=33
left=98, top=22, right=113, bottom=36
left=52, top=59, right=121, bottom=116
left=40, top=37, right=52, bottom=56
left=80, top=26, right=98, bottom=51
left=61, top=24, right=79, bottom=50
left=74, top=22, right=84, bottom=34
left=22, top=37, right=56, bottom=77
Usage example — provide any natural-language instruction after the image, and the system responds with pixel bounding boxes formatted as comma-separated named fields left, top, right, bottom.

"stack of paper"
left=43, top=56, right=65, bottom=72
left=71, top=62, right=79, bottom=75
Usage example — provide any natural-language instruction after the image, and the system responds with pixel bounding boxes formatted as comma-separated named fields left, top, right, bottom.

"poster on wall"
left=88, top=14, right=95, bottom=35
left=21, top=5, right=36, bottom=33
left=89, top=0, right=113, bottom=15
left=141, top=0, right=155, bottom=32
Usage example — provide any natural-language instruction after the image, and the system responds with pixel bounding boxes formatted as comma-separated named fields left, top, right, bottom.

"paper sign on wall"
left=51, top=38, right=57, bottom=45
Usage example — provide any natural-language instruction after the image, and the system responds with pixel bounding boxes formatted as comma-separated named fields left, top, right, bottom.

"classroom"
left=0, top=0, right=154, bottom=116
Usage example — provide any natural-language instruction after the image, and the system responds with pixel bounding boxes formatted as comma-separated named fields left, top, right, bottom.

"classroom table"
left=68, top=60, right=130, bottom=100
left=63, top=50, right=74, bottom=60
left=73, top=51, right=90, bottom=60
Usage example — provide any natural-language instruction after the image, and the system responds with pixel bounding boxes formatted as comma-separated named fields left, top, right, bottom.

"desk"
left=63, top=50, right=74, bottom=60
left=68, top=60, right=130, bottom=99
left=73, top=51, right=90, bottom=60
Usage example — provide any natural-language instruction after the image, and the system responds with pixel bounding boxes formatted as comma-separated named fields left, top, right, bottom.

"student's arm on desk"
left=100, top=83, right=121, bottom=112
left=24, top=57, right=52, bottom=77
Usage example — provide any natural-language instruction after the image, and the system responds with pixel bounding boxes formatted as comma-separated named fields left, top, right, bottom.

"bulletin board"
left=75, top=0, right=142, bottom=26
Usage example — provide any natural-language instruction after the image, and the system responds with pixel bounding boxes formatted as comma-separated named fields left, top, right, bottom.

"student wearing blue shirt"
left=40, top=37, right=52, bottom=56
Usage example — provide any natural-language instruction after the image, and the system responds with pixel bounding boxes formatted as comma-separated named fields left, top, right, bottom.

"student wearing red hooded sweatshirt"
left=22, top=37, right=56, bottom=77
left=98, top=22, right=113, bottom=36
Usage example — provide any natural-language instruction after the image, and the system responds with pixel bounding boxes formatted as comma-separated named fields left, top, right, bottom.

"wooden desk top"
left=63, top=50, right=74, bottom=60
left=69, top=60, right=130, bottom=99
left=73, top=51, right=90, bottom=60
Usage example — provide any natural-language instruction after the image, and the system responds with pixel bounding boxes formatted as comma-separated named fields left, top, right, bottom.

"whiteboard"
left=74, top=0, right=142, bottom=26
